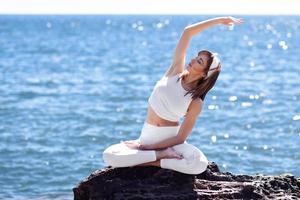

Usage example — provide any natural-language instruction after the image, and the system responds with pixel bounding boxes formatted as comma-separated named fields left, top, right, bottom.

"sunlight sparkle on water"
left=292, top=115, right=300, bottom=121
left=208, top=105, right=219, bottom=110
left=211, top=135, right=217, bottom=143
left=229, top=96, right=237, bottom=102
left=241, top=102, right=252, bottom=107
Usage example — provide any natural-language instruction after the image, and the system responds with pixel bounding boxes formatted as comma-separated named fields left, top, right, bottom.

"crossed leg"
left=103, top=142, right=208, bottom=174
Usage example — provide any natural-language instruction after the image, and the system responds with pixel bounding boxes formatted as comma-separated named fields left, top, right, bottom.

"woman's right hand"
left=219, top=16, right=244, bottom=26
left=121, top=140, right=142, bottom=149
left=121, top=140, right=149, bottom=150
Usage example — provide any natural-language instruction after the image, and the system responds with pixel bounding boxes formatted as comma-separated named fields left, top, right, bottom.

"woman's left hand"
left=220, top=16, right=244, bottom=26
left=121, top=140, right=147, bottom=150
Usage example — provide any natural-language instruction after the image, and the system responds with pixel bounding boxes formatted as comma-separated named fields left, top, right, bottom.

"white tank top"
left=148, top=73, right=193, bottom=122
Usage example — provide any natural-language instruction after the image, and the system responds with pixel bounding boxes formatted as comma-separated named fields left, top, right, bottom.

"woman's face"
left=187, top=53, right=209, bottom=75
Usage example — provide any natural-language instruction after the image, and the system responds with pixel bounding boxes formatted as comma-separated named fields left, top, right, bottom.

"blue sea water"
left=0, top=15, right=299, bottom=199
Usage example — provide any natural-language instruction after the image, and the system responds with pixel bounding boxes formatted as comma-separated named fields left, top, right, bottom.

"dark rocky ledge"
left=73, top=162, right=300, bottom=200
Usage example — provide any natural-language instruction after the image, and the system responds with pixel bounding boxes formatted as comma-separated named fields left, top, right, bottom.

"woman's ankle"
left=155, top=149, right=166, bottom=160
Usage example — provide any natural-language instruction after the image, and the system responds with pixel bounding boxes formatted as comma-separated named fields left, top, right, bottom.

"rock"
left=73, top=162, right=300, bottom=200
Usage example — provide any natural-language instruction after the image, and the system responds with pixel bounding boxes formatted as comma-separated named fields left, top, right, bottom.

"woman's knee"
left=191, top=158, right=208, bottom=174
left=179, top=148, right=209, bottom=174
left=103, top=150, right=130, bottom=167
left=102, top=144, right=123, bottom=167
left=102, top=150, right=116, bottom=166
left=189, top=150, right=209, bottom=174
left=160, top=155, right=208, bottom=175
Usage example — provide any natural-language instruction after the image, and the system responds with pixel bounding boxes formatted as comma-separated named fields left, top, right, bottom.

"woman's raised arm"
left=184, top=16, right=243, bottom=37
left=164, top=16, right=243, bottom=77
left=164, top=29, right=190, bottom=77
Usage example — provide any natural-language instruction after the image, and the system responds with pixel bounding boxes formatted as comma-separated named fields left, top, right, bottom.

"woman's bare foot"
left=156, top=147, right=183, bottom=160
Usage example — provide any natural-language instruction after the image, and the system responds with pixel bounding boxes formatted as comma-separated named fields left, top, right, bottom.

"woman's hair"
left=177, top=50, right=221, bottom=101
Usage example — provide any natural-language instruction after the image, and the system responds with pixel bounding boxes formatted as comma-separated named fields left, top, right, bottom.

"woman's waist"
left=146, top=105, right=180, bottom=127
left=138, top=121, right=180, bottom=145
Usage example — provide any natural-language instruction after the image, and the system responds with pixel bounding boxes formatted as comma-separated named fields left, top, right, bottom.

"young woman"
left=103, top=16, right=244, bottom=174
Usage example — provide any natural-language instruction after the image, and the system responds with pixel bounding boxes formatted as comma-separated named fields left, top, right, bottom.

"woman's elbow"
left=183, top=27, right=191, bottom=37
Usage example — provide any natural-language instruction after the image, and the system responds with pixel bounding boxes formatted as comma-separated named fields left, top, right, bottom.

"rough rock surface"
left=73, top=162, right=300, bottom=200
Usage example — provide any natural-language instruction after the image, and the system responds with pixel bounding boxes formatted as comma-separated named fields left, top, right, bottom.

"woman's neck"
left=184, top=73, right=199, bottom=86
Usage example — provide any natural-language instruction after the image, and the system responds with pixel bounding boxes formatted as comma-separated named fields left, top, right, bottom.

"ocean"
left=0, top=15, right=299, bottom=199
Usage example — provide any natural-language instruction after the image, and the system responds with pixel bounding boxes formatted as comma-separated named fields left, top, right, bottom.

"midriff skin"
left=145, top=104, right=180, bottom=127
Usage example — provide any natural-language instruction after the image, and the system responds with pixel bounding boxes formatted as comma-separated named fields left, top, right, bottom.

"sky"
left=0, top=0, right=299, bottom=15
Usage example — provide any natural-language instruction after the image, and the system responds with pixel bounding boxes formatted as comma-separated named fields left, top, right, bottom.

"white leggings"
left=102, top=122, right=208, bottom=175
